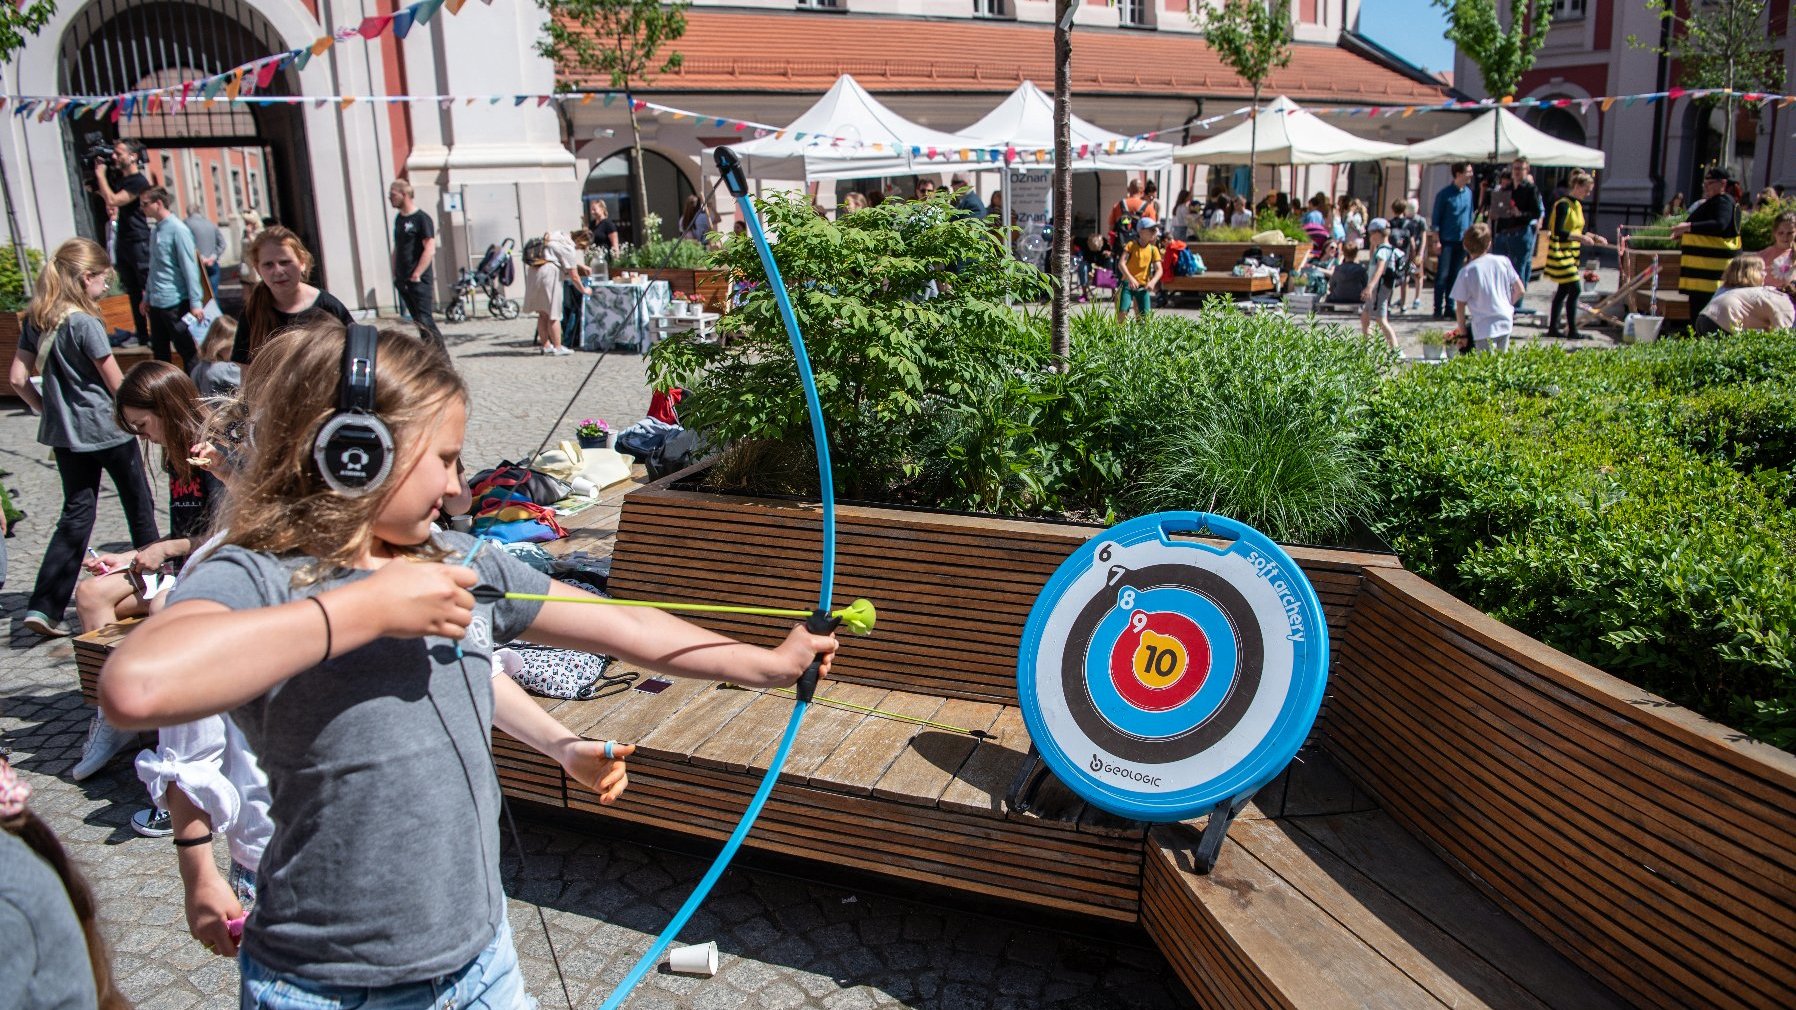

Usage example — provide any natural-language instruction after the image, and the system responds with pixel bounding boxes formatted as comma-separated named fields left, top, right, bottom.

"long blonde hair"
left=219, top=320, right=465, bottom=575
left=26, top=238, right=110, bottom=336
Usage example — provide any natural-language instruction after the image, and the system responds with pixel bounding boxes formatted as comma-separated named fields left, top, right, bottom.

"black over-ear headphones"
left=312, top=323, right=395, bottom=497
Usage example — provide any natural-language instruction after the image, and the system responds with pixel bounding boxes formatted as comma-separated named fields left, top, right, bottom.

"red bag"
left=648, top=387, right=684, bottom=426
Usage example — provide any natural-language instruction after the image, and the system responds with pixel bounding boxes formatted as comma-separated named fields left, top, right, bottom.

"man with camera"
left=139, top=186, right=205, bottom=369
left=92, top=138, right=152, bottom=345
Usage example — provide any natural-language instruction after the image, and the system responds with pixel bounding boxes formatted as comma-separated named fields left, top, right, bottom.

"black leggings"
left=1548, top=281, right=1581, bottom=336
left=27, top=442, right=160, bottom=620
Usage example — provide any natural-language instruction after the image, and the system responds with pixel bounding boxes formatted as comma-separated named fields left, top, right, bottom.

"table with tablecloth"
left=580, top=279, right=670, bottom=352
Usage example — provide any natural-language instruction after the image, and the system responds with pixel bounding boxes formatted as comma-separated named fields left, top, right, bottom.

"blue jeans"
left=1433, top=241, right=1468, bottom=317
left=1494, top=226, right=1535, bottom=303
left=240, top=918, right=535, bottom=1010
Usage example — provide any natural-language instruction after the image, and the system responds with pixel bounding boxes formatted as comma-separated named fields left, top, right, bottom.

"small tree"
left=537, top=0, right=688, bottom=245
left=1433, top=0, right=1552, bottom=102
left=1051, top=0, right=1074, bottom=364
left=0, top=1, right=54, bottom=63
left=1195, top=0, right=1292, bottom=207
left=1630, top=0, right=1784, bottom=178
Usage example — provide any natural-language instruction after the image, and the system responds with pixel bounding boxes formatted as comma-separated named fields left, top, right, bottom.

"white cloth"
left=136, top=715, right=272, bottom=871
left=1450, top=253, right=1522, bottom=343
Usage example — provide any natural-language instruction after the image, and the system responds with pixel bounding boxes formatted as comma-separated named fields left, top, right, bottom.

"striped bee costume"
left=1678, top=192, right=1741, bottom=321
left=1544, top=196, right=1584, bottom=285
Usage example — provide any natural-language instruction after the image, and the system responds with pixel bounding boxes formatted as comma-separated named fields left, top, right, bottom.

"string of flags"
left=0, top=0, right=494, bottom=125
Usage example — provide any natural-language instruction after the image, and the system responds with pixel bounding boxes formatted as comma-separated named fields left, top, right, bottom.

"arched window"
left=582, top=149, right=695, bottom=244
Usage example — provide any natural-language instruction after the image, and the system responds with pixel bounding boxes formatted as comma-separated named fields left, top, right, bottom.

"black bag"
left=647, top=429, right=704, bottom=480
left=521, top=235, right=548, bottom=267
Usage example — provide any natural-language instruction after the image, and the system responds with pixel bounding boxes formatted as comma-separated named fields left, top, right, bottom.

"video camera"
left=80, top=140, right=121, bottom=192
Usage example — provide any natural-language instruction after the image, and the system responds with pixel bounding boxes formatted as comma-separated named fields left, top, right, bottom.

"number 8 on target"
left=1017, top=512, right=1330, bottom=826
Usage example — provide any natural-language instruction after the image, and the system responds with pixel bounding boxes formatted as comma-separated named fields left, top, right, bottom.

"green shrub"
left=1366, top=335, right=1796, bottom=746
left=609, top=237, right=714, bottom=270
left=1192, top=225, right=1260, bottom=242
left=1253, top=212, right=1310, bottom=244
left=1742, top=197, right=1796, bottom=252
left=1627, top=212, right=1686, bottom=252
left=0, top=245, right=45, bottom=313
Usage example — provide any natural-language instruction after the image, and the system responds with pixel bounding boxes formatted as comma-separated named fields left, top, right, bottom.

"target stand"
left=1014, top=512, right=1329, bottom=872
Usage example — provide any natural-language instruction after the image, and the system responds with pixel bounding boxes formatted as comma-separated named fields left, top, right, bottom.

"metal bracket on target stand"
left=1178, top=793, right=1254, bottom=875
left=1004, top=744, right=1052, bottom=816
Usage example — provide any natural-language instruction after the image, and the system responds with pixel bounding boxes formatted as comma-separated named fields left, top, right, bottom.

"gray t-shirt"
left=166, top=532, right=549, bottom=986
left=0, top=830, right=101, bottom=1009
left=18, top=312, right=132, bottom=453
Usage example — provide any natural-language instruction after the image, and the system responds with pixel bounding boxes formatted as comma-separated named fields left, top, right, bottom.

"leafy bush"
left=1192, top=225, right=1260, bottom=242
left=1253, top=212, right=1310, bottom=244
left=1742, top=197, right=1796, bottom=252
left=0, top=245, right=45, bottom=313
left=609, top=237, right=714, bottom=270
left=1365, top=335, right=1796, bottom=746
left=648, top=190, right=1048, bottom=500
left=1626, top=212, right=1686, bottom=252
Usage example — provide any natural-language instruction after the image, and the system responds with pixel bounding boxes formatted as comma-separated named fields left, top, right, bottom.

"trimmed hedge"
left=1366, top=334, right=1796, bottom=746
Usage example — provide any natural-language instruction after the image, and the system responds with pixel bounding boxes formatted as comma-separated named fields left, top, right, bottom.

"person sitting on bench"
left=1325, top=242, right=1369, bottom=305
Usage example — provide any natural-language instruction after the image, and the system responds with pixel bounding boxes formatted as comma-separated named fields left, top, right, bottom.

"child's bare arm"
left=492, top=673, right=632, bottom=804
left=519, top=579, right=837, bottom=689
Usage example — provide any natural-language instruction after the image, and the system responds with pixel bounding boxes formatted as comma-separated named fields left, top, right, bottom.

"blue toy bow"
left=598, top=147, right=839, bottom=1009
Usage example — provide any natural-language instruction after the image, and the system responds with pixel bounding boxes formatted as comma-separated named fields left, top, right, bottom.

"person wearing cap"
left=1671, top=166, right=1742, bottom=326
left=1360, top=217, right=1398, bottom=348
left=1117, top=217, right=1163, bottom=320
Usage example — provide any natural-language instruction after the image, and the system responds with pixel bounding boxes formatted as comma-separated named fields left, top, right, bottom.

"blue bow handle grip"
left=716, top=147, right=749, bottom=198
left=798, top=609, right=841, bottom=703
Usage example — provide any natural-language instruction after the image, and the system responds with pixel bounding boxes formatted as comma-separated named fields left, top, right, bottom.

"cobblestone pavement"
left=0, top=315, right=1192, bottom=1010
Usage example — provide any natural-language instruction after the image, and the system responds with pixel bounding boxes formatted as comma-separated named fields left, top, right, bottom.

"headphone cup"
left=313, top=411, right=395, bottom=497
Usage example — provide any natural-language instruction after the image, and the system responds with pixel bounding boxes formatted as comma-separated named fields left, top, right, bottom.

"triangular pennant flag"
left=671, top=112, right=686, bottom=121
left=413, top=0, right=446, bottom=27
left=311, top=36, right=334, bottom=56
left=393, top=9, right=418, bottom=38
left=631, top=100, right=646, bottom=111
left=714, top=117, right=726, bottom=127
left=1034, top=150, right=1045, bottom=163
left=356, top=14, right=391, bottom=39
left=536, top=95, right=551, bottom=107
left=439, top=97, right=453, bottom=108
left=314, top=98, right=329, bottom=108
left=446, top=0, right=469, bottom=13
left=958, top=148, right=971, bottom=160
left=603, top=93, right=616, bottom=107
left=488, top=96, right=502, bottom=105
left=513, top=95, right=529, bottom=106
left=292, top=48, right=312, bottom=72
left=110, top=101, right=123, bottom=122
left=1666, top=86, right=1685, bottom=101
left=795, top=131, right=807, bottom=141
left=580, top=93, right=594, bottom=105
left=1401, top=106, right=1416, bottom=118
left=339, top=96, right=356, bottom=109
left=733, top=121, right=746, bottom=132
left=1601, top=97, right=1616, bottom=111
left=256, top=61, right=279, bottom=88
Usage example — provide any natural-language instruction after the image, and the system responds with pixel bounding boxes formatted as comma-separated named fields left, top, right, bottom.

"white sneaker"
left=70, top=713, right=136, bottom=781
left=22, top=611, right=70, bottom=638
left=131, top=807, right=173, bottom=838
left=553, top=345, right=573, bottom=356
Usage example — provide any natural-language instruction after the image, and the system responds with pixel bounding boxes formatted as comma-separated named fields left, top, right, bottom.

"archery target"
left=1017, top=512, right=1329, bottom=822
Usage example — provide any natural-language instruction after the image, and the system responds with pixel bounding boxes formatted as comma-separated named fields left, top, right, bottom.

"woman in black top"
left=231, top=226, right=353, bottom=364
left=587, top=199, right=622, bottom=258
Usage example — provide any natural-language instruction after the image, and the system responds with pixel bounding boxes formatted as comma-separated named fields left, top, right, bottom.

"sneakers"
left=70, top=713, right=137, bottom=781
left=21, top=611, right=70, bottom=638
left=131, top=807, right=173, bottom=838
left=552, top=345, right=573, bottom=356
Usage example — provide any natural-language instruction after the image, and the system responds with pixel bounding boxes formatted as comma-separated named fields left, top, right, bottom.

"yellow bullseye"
left=1132, top=629, right=1188, bottom=689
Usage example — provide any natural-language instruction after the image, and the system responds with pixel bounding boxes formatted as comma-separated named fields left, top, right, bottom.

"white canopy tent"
left=713, top=74, right=987, bottom=181
left=1172, top=95, right=1408, bottom=165
left=1394, top=108, right=1606, bottom=167
left=951, top=80, right=1173, bottom=172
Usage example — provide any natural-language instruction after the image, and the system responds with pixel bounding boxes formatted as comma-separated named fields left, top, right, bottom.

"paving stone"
left=0, top=316, right=1192, bottom=1009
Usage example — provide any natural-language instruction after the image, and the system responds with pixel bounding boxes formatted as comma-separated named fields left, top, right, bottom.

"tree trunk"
left=1050, top=0, right=1073, bottom=365
left=1247, top=83, right=1260, bottom=209
left=628, top=103, right=652, bottom=246
left=1721, top=59, right=1736, bottom=177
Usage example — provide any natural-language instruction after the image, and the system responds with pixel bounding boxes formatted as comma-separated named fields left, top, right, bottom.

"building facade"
left=1451, top=0, right=1794, bottom=219
left=3, top=0, right=1448, bottom=310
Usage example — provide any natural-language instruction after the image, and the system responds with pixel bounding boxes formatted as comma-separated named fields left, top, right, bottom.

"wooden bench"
left=1161, top=273, right=1278, bottom=299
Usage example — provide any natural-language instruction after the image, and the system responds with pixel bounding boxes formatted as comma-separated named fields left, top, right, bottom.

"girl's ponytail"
left=25, top=238, right=110, bottom=343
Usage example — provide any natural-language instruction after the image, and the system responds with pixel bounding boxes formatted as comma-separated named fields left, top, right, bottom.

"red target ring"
left=1107, top=609, right=1211, bottom=712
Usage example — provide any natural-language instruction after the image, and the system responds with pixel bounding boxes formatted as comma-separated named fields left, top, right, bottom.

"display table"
left=581, top=279, right=670, bottom=352
left=648, top=311, right=722, bottom=347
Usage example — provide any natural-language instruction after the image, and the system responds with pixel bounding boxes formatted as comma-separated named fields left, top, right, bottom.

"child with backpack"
left=102, top=322, right=839, bottom=1009
left=1361, top=218, right=1401, bottom=348
left=1117, top=218, right=1164, bottom=320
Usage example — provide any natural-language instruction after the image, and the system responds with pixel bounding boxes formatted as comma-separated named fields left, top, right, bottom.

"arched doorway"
left=582, top=149, right=694, bottom=244
left=59, top=0, right=319, bottom=292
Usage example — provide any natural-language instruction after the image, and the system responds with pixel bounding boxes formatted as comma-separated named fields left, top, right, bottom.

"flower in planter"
left=576, top=418, right=609, bottom=439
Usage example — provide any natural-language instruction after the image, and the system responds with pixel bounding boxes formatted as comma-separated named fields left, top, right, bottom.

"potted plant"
left=1419, top=329, right=1448, bottom=362
left=575, top=417, right=610, bottom=450
left=670, top=291, right=690, bottom=317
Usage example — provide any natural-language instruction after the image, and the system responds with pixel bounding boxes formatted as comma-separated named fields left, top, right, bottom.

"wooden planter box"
left=1621, top=246, right=1680, bottom=288
left=1187, top=241, right=1310, bottom=275
left=641, top=267, right=731, bottom=316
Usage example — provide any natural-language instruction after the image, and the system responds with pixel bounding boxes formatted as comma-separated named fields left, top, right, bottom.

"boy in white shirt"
left=1450, top=223, right=1524, bottom=352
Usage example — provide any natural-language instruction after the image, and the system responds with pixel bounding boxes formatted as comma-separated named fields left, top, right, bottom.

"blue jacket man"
left=140, top=185, right=205, bottom=369
left=1431, top=161, right=1475, bottom=318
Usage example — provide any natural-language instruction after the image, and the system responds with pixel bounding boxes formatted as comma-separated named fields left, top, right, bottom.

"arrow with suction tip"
left=469, top=586, right=877, bottom=636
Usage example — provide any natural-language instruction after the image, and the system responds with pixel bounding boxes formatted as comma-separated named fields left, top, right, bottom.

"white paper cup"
left=668, top=941, right=718, bottom=977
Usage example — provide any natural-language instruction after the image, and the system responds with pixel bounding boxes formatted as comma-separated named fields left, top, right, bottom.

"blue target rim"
left=1016, top=512, right=1329, bottom=823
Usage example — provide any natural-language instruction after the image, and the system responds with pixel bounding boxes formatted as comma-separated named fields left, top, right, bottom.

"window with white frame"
left=1117, top=0, right=1152, bottom=28
left=1551, top=0, right=1587, bottom=19
left=231, top=167, right=243, bottom=209
left=796, top=0, right=839, bottom=9
left=974, top=0, right=1006, bottom=17
left=210, top=164, right=224, bottom=215
left=247, top=167, right=261, bottom=209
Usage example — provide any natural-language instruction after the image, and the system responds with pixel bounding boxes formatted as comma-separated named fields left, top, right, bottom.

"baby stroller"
left=445, top=239, right=521, bottom=322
